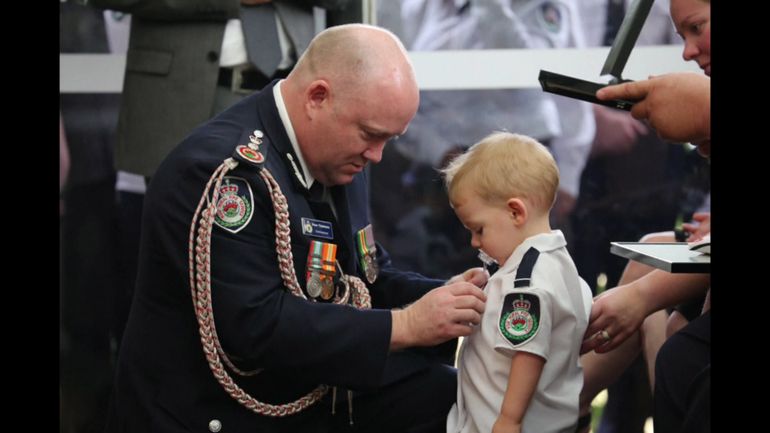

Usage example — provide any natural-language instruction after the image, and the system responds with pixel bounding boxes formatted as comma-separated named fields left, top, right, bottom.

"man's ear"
left=305, top=80, right=331, bottom=117
left=507, top=198, right=528, bottom=226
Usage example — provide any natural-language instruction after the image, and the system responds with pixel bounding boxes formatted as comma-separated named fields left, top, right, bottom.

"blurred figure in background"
left=371, top=0, right=594, bottom=280
left=60, top=3, right=120, bottom=432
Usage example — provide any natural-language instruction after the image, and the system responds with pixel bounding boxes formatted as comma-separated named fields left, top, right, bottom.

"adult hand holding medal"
left=389, top=282, right=487, bottom=350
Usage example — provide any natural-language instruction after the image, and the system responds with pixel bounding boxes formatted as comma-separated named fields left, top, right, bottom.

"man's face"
left=302, top=81, right=418, bottom=186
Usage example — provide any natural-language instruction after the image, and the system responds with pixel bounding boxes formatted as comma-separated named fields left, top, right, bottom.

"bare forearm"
left=634, top=270, right=710, bottom=316
left=496, top=352, right=544, bottom=428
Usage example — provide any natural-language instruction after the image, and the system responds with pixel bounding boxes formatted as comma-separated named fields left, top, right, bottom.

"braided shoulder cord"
left=188, top=156, right=370, bottom=417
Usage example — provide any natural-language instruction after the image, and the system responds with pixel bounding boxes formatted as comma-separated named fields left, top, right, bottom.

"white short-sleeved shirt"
left=447, top=230, right=592, bottom=433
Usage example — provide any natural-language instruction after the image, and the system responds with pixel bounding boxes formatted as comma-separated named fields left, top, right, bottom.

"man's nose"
left=363, top=141, right=386, bottom=163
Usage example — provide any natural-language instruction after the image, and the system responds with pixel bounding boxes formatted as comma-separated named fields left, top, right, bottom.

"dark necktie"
left=603, top=0, right=626, bottom=46
left=308, top=181, right=325, bottom=202
left=240, top=3, right=282, bottom=77
left=307, top=182, right=336, bottom=224
left=306, top=182, right=350, bottom=266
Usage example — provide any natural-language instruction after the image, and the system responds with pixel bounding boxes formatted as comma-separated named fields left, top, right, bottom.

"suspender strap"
left=514, top=247, right=540, bottom=288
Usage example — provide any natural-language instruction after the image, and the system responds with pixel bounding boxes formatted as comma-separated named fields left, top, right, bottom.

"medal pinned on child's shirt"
left=306, top=240, right=337, bottom=300
left=355, top=224, right=379, bottom=284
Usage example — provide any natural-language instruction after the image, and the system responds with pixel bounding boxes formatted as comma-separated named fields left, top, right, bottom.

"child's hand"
left=447, top=267, right=489, bottom=288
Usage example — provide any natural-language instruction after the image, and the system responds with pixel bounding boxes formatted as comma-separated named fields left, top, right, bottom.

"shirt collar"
left=273, top=80, right=315, bottom=190
left=498, top=230, right=567, bottom=273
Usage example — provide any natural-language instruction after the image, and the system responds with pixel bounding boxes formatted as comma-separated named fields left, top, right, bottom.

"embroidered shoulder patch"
left=499, top=292, right=540, bottom=346
left=213, top=176, right=254, bottom=233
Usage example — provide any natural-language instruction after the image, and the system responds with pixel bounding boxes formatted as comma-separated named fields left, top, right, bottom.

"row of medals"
left=307, top=259, right=336, bottom=300
left=306, top=251, right=378, bottom=300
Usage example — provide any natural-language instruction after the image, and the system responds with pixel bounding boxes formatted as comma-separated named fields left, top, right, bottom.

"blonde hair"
left=441, top=132, right=559, bottom=213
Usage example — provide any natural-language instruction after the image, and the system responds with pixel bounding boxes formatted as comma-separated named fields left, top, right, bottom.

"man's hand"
left=446, top=267, right=489, bottom=288
left=390, top=282, right=486, bottom=350
left=596, top=72, right=710, bottom=144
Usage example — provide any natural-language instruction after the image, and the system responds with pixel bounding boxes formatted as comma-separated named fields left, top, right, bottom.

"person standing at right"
left=599, top=0, right=710, bottom=148
left=571, top=2, right=710, bottom=432
left=595, top=1, right=711, bottom=432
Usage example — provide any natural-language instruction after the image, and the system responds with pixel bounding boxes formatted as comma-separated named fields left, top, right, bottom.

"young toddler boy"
left=442, top=132, right=593, bottom=433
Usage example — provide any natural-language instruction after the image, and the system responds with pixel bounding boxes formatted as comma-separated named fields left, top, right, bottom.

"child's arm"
left=492, top=352, right=545, bottom=433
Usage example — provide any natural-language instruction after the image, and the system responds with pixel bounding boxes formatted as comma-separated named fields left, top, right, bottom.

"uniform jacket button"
left=208, top=419, right=222, bottom=432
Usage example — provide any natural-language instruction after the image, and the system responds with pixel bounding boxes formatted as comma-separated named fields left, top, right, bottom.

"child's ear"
left=506, top=198, right=527, bottom=226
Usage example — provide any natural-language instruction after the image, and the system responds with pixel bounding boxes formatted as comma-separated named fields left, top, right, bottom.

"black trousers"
left=654, top=311, right=711, bottom=433
left=330, top=362, right=457, bottom=433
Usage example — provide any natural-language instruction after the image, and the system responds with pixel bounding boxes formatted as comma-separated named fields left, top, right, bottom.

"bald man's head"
left=287, top=24, right=417, bottom=101
left=279, top=24, right=420, bottom=187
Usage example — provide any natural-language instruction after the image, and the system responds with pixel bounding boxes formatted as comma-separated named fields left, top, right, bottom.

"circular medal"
left=320, top=277, right=335, bottom=300
left=364, top=254, right=378, bottom=284
left=307, top=273, right=322, bottom=298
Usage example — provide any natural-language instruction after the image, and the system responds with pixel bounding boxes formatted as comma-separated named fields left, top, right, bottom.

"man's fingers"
left=448, top=323, right=475, bottom=338
left=454, top=295, right=486, bottom=314
left=447, top=282, right=487, bottom=301
left=468, top=271, right=489, bottom=287
left=629, top=97, right=652, bottom=122
left=596, top=80, right=649, bottom=102
left=451, top=309, right=483, bottom=326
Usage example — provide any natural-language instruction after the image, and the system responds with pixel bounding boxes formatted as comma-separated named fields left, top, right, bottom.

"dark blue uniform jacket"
left=106, top=82, right=444, bottom=432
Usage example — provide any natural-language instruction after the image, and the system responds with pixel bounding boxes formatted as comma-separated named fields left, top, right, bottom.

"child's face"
left=452, top=191, right=525, bottom=266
